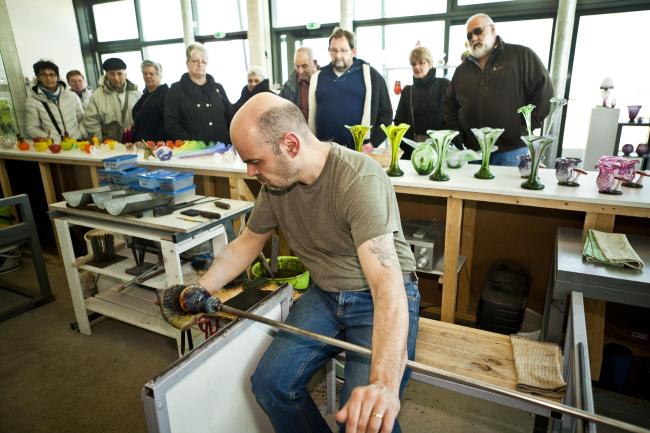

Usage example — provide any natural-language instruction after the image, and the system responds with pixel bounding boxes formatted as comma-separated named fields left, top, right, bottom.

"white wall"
left=5, top=0, right=83, bottom=81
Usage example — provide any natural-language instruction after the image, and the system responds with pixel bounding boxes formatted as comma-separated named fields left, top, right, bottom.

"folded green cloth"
left=583, top=229, right=645, bottom=269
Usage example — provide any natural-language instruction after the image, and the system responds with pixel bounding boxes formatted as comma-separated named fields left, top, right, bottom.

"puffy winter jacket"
left=83, top=75, right=140, bottom=141
left=25, top=81, right=85, bottom=141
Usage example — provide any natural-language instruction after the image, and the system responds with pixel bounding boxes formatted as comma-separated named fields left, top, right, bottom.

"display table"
left=48, top=197, right=253, bottom=352
left=4, top=148, right=650, bottom=328
left=544, top=227, right=650, bottom=378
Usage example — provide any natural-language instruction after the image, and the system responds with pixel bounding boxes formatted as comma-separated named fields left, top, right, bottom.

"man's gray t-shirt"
left=248, top=143, right=416, bottom=292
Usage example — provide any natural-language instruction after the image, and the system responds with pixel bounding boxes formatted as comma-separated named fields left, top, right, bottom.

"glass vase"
left=520, top=135, right=554, bottom=190
left=411, top=141, right=435, bottom=175
left=344, top=124, right=372, bottom=153
left=427, top=129, right=460, bottom=182
left=380, top=123, right=410, bottom=177
left=471, top=127, right=504, bottom=179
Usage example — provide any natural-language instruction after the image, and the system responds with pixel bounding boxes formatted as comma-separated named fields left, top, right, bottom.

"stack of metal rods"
left=89, top=232, right=115, bottom=265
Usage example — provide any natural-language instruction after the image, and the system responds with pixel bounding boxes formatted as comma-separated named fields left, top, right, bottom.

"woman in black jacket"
left=394, top=47, right=450, bottom=158
left=132, top=60, right=168, bottom=141
left=164, top=43, right=234, bottom=144
left=233, top=65, right=272, bottom=112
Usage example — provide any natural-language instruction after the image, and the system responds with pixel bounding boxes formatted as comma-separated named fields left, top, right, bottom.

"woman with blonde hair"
left=394, top=47, right=450, bottom=157
left=233, top=65, right=272, bottom=111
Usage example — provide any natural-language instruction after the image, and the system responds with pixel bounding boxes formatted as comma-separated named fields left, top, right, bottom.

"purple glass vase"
left=595, top=161, right=621, bottom=194
left=555, top=157, right=582, bottom=186
left=621, top=143, right=634, bottom=156
left=627, top=105, right=642, bottom=123
left=637, top=143, right=649, bottom=157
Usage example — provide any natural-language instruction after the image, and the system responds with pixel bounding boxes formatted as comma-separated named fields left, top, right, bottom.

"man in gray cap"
left=83, top=57, right=140, bottom=141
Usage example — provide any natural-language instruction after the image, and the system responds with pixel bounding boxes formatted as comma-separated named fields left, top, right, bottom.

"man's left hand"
left=335, top=383, right=400, bottom=433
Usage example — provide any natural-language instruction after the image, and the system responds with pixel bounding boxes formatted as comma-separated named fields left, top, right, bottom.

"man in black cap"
left=83, top=57, right=140, bottom=141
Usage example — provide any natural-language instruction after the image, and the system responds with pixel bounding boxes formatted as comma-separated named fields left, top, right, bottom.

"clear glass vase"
left=471, top=127, right=504, bottom=180
left=344, top=124, right=372, bottom=153
left=380, top=123, right=410, bottom=177
left=520, top=135, right=554, bottom=190
left=427, top=129, right=460, bottom=181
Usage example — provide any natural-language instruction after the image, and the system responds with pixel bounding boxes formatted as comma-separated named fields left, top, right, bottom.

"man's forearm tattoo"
left=369, top=234, right=399, bottom=268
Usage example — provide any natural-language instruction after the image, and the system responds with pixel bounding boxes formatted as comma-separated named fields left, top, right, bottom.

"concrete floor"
left=0, top=258, right=646, bottom=433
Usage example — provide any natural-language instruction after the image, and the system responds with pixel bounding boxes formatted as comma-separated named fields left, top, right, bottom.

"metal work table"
left=544, top=227, right=650, bottom=377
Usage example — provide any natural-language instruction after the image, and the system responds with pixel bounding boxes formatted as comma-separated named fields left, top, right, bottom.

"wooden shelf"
left=421, top=254, right=466, bottom=276
left=79, top=248, right=201, bottom=290
left=86, top=285, right=182, bottom=339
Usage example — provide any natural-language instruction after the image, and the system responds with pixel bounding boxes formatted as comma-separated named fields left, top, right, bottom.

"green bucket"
left=251, top=256, right=310, bottom=290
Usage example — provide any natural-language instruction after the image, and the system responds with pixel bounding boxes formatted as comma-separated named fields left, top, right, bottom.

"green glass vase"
left=380, top=123, right=410, bottom=177
left=427, top=129, right=459, bottom=181
left=520, top=135, right=554, bottom=190
left=411, top=141, right=435, bottom=175
left=344, top=124, right=372, bottom=153
left=471, top=127, right=504, bottom=180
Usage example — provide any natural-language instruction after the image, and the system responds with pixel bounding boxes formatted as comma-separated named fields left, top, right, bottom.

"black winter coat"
left=394, top=69, right=449, bottom=158
left=233, top=79, right=272, bottom=112
left=132, top=84, right=169, bottom=141
left=443, top=37, right=553, bottom=152
left=164, top=73, right=234, bottom=143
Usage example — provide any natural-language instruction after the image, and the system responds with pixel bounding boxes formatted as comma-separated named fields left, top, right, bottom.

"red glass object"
left=394, top=80, right=402, bottom=95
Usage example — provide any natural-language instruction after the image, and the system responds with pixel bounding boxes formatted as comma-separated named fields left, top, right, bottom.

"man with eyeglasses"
left=280, top=47, right=318, bottom=120
left=84, top=57, right=140, bottom=142
left=444, top=13, right=553, bottom=166
left=308, top=27, right=392, bottom=149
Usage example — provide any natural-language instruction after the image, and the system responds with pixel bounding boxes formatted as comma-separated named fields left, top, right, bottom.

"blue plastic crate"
left=97, top=169, right=115, bottom=186
left=156, top=184, right=196, bottom=204
left=103, top=154, right=138, bottom=171
left=137, top=169, right=177, bottom=190
left=157, top=171, right=194, bottom=192
left=111, top=166, right=147, bottom=185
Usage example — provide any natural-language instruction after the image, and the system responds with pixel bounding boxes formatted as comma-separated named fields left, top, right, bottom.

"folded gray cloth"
left=583, top=230, right=644, bottom=269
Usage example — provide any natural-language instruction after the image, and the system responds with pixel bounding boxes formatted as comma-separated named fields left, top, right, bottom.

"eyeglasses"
left=466, top=24, right=492, bottom=41
left=39, top=72, right=57, bottom=78
left=328, top=48, right=350, bottom=55
left=188, top=59, right=208, bottom=65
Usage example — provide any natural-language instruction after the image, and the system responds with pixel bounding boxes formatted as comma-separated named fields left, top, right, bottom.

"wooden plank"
left=584, top=298, right=606, bottom=380
left=228, top=177, right=255, bottom=202
left=581, top=211, right=615, bottom=381
left=200, top=175, right=215, bottom=197
left=441, top=197, right=463, bottom=323
left=85, top=296, right=180, bottom=339
left=0, top=159, right=18, bottom=222
left=97, top=288, right=162, bottom=317
left=415, top=319, right=517, bottom=389
left=457, top=200, right=477, bottom=316
left=89, top=166, right=100, bottom=188
left=38, top=161, right=57, bottom=204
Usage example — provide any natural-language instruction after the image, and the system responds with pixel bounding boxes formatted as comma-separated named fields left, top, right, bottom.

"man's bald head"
left=231, top=92, right=311, bottom=152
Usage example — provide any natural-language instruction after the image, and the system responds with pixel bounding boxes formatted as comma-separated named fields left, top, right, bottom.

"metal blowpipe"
left=205, top=304, right=650, bottom=433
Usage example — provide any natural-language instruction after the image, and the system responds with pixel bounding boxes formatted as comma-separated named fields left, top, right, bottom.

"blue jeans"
left=469, top=147, right=527, bottom=167
left=251, top=277, right=421, bottom=433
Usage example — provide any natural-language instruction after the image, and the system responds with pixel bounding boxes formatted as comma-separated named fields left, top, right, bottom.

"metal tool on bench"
left=152, top=197, right=220, bottom=217
left=162, top=284, right=650, bottom=433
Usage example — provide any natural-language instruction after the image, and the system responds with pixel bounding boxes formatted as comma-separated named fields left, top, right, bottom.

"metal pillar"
left=545, top=0, right=578, bottom=165
left=180, top=0, right=195, bottom=46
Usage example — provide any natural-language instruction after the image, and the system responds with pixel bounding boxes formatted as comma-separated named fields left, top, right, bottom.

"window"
left=274, top=0, right=341, bottom=28
left=143, top=43, right=187, bottom=85
left=563, top=10, right=650, bottom=153
left=195, top=0, right=248, bottom=35
left=447, top=18, right=553, bottom=78
left=457, top=0, right=516, bottom=4
left=100, top=51, right=144, bottom=90
left=140, top=0, right=183, bottom=41
left=92, top=0, right=138, bottom=42
left=204, top=40, right=250, bottom=100
left=357, top=21, right=446, bottom=111
left=354, top=0, right=446, bottom=20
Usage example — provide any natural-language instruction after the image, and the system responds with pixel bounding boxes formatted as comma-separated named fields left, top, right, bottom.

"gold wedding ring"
left=372, top=412, right=384, bottom=419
